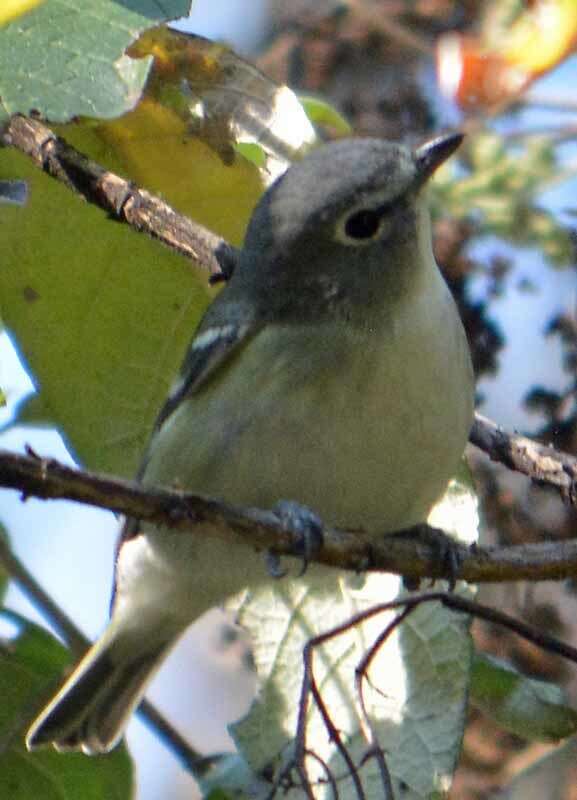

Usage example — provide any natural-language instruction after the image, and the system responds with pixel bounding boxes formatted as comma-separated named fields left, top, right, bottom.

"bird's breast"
left=144, top=303, right=473, bottom=535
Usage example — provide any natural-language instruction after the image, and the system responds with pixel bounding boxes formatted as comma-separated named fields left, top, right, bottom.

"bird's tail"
left=25, top=620, right=177, bottom=754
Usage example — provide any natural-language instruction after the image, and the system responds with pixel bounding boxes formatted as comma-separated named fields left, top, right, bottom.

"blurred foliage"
left=487, top=0, right=577, bottom=77
left=438, top=0, right=577, bottom=110
left=470, top=652, right=577, bottom=742
left=0, top=608, right=133, bottom=798
left=432, top=132, right=575, bottom=266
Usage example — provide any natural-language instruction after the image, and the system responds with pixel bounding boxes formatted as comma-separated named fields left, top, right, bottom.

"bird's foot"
left=266, top=500, right=324, bottom=578
left=392, top=523, right=463, bottom=591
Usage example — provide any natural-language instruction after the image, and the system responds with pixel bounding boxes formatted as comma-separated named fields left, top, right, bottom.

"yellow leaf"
left=504, top=0, right=577, bottom=75
left=0, top=0, right=43, bottom=27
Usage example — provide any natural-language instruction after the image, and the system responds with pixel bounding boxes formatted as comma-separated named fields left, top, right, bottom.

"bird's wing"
left=114, top=307, right=258, bottom=591
left=152, top=317, right=256, bottom=435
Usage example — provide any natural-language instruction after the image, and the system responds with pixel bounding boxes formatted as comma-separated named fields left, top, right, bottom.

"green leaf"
left=0, top=609, right=134, bottom=799
left=0, top=138, right=213, bottom=476
left=234, top=142, right=267, bottom=170
left=470, top=653, right=577, bottom=742
left=299, top=95, right=353, bottom=136
left=0, top=0, right=191, bottom=125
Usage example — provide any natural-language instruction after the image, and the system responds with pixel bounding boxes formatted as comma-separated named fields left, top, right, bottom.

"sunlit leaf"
left=0, top=0, right=191, bottom=125
left=230, top=469, right=479, bottom=798
left=299, top=95, right=353, bottom=137
left=128, top=28, right=318, bottom=182
left=505, top=0, right=577, bottom=75
left=0, top=0, right=44, bottom=27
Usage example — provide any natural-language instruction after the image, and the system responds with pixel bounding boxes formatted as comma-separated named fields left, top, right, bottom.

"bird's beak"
left=413, top=131, right=464, bottom=187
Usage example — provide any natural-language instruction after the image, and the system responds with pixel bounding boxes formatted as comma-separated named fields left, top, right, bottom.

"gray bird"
left=26, top=133, right=474, bottom=754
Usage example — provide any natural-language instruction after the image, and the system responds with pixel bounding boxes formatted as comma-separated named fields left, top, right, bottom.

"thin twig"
left=354, top=609, right=409, bottom=799
left=0, top=535, right=87, bottom=653
left=300, top=620, right=367, bottom=800
left=524, top=93, right=577, bottom=113
left=293, top=590, right=577, bottom=796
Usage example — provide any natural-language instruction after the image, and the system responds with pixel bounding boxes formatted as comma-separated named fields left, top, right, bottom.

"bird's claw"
left=266, top=500, right=324, bottom=578
left=395, top=523, right=463, bottom=591
left=265, top=550, right=287, bottom=578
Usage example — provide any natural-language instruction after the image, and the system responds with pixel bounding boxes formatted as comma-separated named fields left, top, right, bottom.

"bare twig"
left=2, top=445, right=577, bottom=584
left=1, top=114, right=239, bottom=280
left=291, top=583, right=577, bottom=798
left=344, top=590, right=577, bottom=667
left=470, top=413, right=577, bottom=503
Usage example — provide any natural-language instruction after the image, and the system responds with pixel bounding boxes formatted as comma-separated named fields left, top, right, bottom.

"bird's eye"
left=336, top=206, right=390, bottom=246
left=344, top=209, right=382, bottom=239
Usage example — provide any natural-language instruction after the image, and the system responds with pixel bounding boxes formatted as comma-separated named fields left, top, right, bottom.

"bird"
left=26, top=132, right=474, bottom=755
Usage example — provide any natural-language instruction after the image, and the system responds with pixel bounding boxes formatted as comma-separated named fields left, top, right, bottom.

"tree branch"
left=470, top=413, right=577, bottom=502
left=1, top=114, right=239, bottom=280
left=2, top=445, right=577, bottom=585
left=3, top=114, right=577, bottom=535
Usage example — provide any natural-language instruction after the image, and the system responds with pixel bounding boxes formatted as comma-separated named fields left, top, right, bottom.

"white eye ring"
left=335, top=207, right=391, bottom=246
